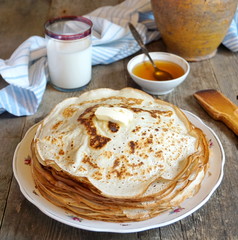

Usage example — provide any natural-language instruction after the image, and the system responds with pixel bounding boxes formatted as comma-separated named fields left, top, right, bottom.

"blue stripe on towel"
left=222, top=8, right=238, bottom=51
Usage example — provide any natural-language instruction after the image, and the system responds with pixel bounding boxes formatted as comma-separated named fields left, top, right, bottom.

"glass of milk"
left=45, top=16, right=93, bottom=91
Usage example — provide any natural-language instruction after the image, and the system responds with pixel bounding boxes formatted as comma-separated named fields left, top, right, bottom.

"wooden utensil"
left=194, top=89, right=238, bottom=135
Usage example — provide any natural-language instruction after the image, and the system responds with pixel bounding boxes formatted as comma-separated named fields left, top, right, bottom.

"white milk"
left=45, top=16, right=93, bottom=91
left=47, top=36, right=92, bottom=90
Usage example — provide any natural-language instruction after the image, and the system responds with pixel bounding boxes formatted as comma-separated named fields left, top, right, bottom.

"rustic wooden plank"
left=211, top=46, right=238, bottom=103
left=0, top=138, right=21, bottom=226
left=48, top=0, right=124, bottom=18
left=180, top=195, right=223, bottom=240
left=0, top=0, right=50, bottom=59
left=0, top=0, right=51, bottom=235
left=0, top=180, right=50, bottom=240
left=138, top=222, right=185, bottom=240
left=204, top=47, right=238, bottom=240
left=0, top=0, right=49, bottom=238
left=91, top=60, right=128, bottom=90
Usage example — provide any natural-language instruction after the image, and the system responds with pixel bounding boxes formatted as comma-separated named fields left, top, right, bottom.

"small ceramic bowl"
left=127, top=52, right=190, bottom=95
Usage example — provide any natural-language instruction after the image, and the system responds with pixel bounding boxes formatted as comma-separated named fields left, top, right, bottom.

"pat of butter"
left=95, top=107, right=133, bottom=125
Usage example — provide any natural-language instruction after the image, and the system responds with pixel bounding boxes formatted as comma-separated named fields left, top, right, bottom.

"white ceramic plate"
left=13, top=110, right=225, bottom=233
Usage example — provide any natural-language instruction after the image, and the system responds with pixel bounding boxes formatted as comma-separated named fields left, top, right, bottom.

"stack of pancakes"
left=31, top=88, right=209, bottom=222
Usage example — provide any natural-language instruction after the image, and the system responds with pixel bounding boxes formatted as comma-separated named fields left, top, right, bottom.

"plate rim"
left=13, top=110, right=225, bottom=233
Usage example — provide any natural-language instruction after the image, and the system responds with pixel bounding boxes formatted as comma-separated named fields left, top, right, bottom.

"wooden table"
left=0, top=1, right=237, bottom=239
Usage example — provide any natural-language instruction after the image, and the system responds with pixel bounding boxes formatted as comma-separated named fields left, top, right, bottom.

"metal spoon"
left=128, top=23, right=173, bottom=81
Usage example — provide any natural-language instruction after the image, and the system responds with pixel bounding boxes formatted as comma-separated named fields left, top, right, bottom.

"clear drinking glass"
left=45, top=16, right=93, bottom=91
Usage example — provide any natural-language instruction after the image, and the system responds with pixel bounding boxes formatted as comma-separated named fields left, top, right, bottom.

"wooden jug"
left=151, top=0, right=237, bottom=61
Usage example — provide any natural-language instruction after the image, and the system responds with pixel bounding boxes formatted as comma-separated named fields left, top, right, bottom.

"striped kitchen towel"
left=222, top=9, right=238, bottom=52
left=0, top=0, right=237, bottom=116
left=0, top=37, right=48, bottom=116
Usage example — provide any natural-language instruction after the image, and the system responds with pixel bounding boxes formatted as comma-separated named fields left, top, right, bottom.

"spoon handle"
left=128, top=23, right=157, bottom=69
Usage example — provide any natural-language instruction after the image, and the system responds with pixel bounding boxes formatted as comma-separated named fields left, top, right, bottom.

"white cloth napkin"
left=0, top=0, right=237, bottom=116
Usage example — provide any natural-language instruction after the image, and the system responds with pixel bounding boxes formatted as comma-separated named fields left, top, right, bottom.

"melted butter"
left=132, top=60, right=184, bottom=81
left=95, top=106, right=133, bottom=125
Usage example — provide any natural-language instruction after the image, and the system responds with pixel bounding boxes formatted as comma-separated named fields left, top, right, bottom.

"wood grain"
left=0, top=0, right=237, bottom=239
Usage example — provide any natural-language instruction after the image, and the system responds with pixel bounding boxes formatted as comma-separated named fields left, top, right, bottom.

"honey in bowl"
left=132, top=60, right=184, bottom=81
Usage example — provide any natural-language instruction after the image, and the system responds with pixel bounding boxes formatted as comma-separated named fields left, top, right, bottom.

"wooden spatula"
left=194, top=89, right=238, bottom=135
